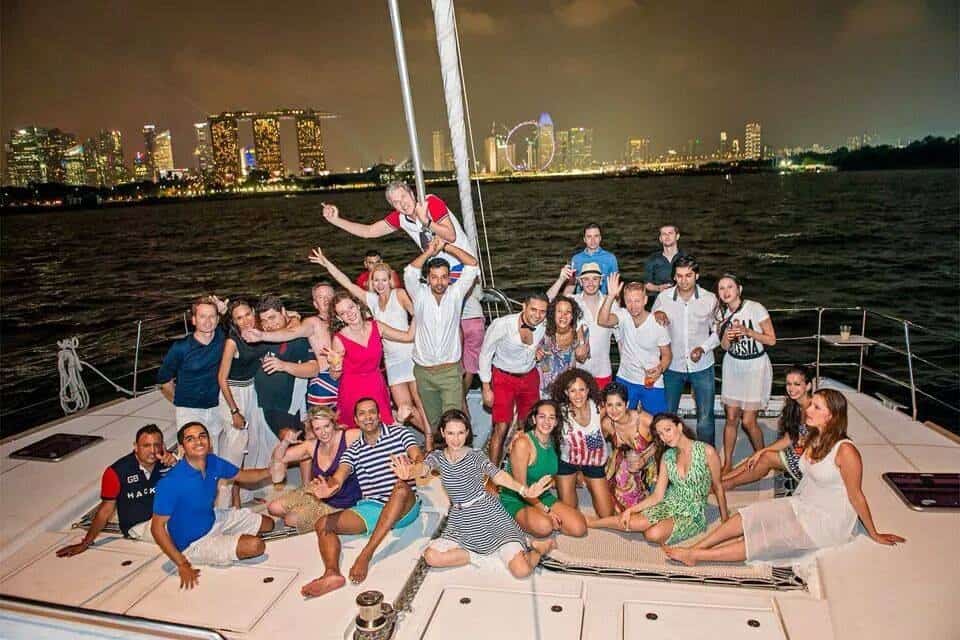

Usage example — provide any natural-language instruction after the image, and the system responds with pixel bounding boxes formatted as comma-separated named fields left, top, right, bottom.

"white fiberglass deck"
left=1, top=383, right=958, bottom=639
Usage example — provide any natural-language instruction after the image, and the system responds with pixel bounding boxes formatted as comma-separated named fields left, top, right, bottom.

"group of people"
left=58, top=183, right=904, bottom=597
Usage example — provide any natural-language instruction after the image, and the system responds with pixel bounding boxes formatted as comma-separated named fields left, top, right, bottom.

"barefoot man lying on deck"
left=301, top=398, right=423, bottom=598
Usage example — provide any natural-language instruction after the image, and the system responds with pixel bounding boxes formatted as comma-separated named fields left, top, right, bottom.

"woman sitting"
left=665, top=389, right=905, bottom=566
left=267, top=406, right=361, bottom=532
left=500, top=400, right=588, bottom=538
left=602, top=382, right=657, bottom=512
left=590, top=413, right=727, bottom=545
left=536, top=295, right=589, bottom=399
left=390, top=410, right=556, bottom=578
left=723, top=365, right=813, bottom=491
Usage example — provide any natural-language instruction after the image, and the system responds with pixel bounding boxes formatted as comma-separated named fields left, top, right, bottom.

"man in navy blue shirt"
left=567, top=223, right=619, bottom=295
left=151, top=421, right=275, bottom=589
left=158, top=295, right=227, bottom=453
left=57, top=424, right=175, bottom=557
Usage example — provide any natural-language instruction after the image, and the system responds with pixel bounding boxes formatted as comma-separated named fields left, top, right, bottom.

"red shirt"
left=382, top=193, right=449, bottom=230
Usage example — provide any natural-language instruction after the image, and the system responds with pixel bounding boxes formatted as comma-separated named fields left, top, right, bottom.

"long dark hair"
left=779, top=365, right=813, bottom=442
left=328, top=289, right=371, bottom=334
left=546, top=295, right=582, bottom=338
left=521, top=400, right=563, bottom=453
left=225, top=298, right=255, bottom=339
left=550, top=368, right=602, bottom=409
left=804, top=389, right=849, bottom=463
left=432, top=409, right=475, bottom=450
left=649, top=412, right=698, bottom=466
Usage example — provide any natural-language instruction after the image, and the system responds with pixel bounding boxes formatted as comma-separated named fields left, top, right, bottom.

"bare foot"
left=584, top=515, right=599, bottom=528
left=300, top=572, right=346, bottom=598
left=530, top=538, right=557, bottom=555
left=349, top=552, right=372, bottom=584
left=663, top=545, right=697, bottom=566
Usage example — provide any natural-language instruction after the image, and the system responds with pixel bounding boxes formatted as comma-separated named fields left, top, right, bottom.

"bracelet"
left=519, top=485, right=529, bottom=497
left=230, top=408, right=240, bottom=415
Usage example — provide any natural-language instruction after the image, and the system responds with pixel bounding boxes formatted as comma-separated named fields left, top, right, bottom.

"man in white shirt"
left=651, top=255, right=720, bottom=446
left=547, top=261, right=616, bottom=389
left=478, top=293, right=549, bottom=466
left=404, top=237, right=480, bottom=432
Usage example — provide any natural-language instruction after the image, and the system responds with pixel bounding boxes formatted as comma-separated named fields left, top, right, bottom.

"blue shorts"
left=349, top=498, right=421, bottom=536
left=557, top=459, right=606, bottom=479
left=616, top=377, right=668, bottom=415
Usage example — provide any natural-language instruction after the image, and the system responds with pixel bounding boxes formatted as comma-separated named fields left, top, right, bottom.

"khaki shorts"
left=275, top=487, right=341, bottom=533
left=183, top=508, right=263, bottom=566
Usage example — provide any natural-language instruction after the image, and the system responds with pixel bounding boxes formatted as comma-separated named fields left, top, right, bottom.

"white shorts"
left=385, top=358, right=415, bottom=385
left=426, top=537, right=525, bottom=569
left=126, top=520, right=156, bottom=543
left=175, top=406, right=223, bottom=453
left=183, top=508, right=263, bottom=566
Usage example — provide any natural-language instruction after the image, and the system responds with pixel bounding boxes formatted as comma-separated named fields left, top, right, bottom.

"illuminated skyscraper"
left=86, top=129, right=128, bottom=187
left=745, top=122, right=761, bottom=160
left=536, top=113, right=555, bottom=171
left=240, top=146, right=257, bottom=177
left=568, top=128, right=592, bottom=170
left=555, top=130, right=569, bottom=171
left=432, top=130, right=446, bottom=171
left=142, top=125, right=158, bottom=180
left=732, top=138, right=741, bottom=157
left=154, top=130, right=174, bottom=177
left=193, top=122, right=213, bottom=176
left=295, top=114, right=326, bottom=175
left=63, top=144, right=87, bottom=186
left=483, top=134, right=497, bottom=174
left=133, top=152, right=151, bottom=182
left=4, top=127, right=76, bottom=185
left=719, top=131, right=728, bottom=157
left=252, top=117, right=282, bottom=176
left=628, top=138, right=650, bottom=165
left=210, top=116, right=240, bottom=185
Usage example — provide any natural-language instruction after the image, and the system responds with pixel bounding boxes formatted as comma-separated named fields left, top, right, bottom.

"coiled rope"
left=57, top=337, right=135, bottom=414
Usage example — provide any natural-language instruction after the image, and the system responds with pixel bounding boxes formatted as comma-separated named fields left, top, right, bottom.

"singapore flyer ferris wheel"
left=504, top=112, right=555, bottom=172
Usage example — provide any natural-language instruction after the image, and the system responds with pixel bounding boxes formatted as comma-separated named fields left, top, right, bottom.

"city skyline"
left=3, top=1, right=957, bottom=173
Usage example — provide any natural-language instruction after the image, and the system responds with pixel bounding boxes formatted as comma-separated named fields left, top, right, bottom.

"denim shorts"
left=557, top=459, right=606, bottom=479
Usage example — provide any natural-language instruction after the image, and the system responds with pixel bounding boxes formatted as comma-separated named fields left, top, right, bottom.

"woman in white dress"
left=663, top=389, right=905, bottom=566
left=716, top=274, right=776, bottom=474
left=308, top=248, right=432, bottom=447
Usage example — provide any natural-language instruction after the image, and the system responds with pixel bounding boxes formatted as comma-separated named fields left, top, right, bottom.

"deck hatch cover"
left=9, top=433, right=104, bottom=462
left=623, top=600, right=787, bottom=639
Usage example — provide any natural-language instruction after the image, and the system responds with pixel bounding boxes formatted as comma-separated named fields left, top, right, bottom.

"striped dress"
left=425, top=449, right=527, bottom=556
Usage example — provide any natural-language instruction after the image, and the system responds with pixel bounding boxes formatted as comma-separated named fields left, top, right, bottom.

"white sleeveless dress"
left=741, top=439, right=859, bottom=562
left=365, top=290, right=415, bottom=384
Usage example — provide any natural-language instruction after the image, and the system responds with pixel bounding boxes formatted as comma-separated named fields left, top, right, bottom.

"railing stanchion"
left=903, top=321, right=918, bottom=420
left=132, top=320, right=142, bottom=396
left=815, top=308, right=824, bottom=388
left=857, top=307, right=867, bottom=392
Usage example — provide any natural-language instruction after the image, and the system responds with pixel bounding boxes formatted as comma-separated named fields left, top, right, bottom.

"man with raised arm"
left=651, top=255, right=720, bottom=445
left=643, top=224, right=686, bottom=302
left=300, top=398, right=422, bottom=598
left=547, top=261, right=617, bottom=389
left=151, top=422, right=275, bottom=590
left=564, top=223, right=619, bottom=295
left=320, top=181, right=486, bottom=395
left=404, top=236, right=480, bottom=431
left=479, top=293, right=549, bottom=467
left=158, top=295, right=228, bottom=451
left=57, top=424, right=175, bottom=557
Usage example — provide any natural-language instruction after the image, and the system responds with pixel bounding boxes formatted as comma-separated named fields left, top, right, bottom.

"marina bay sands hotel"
left=207, top=109, right=336, bottom=185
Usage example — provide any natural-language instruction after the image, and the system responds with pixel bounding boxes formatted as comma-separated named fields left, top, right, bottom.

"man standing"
left=158, top=295, right=227, bottom=450
left=57, top=424, right=174, bottom=556
left=320, top=182, right=485, bottom=394
left=651, top=256, right=720, bottom=445
left=355, top=250, right=402, bottom=290
left=643, top=224, right=686, bottom=302
left=252, top=295, right=321, bottom=441
left=300, top=398, right=422, bottom=598
left=567, top=223, right=618, bottom=295
left=479, top=293, right=549, bottom=466
left=548, top=262, right=616, bottom=389
left=151, top=422, right=275, bottom=589
left=404, top=237, right=480, bottom=431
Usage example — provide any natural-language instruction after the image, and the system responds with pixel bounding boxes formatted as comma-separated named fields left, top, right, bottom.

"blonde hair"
left=367, top=262, right=397, bottom=291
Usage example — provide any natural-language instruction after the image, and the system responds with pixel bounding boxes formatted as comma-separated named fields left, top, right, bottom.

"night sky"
left=3, top=0, right=957, bottom=171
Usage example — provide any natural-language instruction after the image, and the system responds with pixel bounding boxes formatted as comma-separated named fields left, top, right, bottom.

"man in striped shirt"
left=300, top=398, right=423, bottom=598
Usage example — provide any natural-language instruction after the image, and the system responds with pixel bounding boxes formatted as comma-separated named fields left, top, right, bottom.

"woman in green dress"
left=589, top=413, right=728, bottom=545
left=501, top=400, right=588, bottom=538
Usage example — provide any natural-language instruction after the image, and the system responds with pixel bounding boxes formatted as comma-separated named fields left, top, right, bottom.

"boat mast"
left=387, top=0, right=426, bottom=202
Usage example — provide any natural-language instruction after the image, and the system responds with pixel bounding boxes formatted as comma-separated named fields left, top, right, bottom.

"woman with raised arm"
left=601, top=382, right=657, bottom=512
left=716, top=273, right=777, bottom=474
left=591, top=413, right=728, bottom=545
left=536, top=295, right=590, bottom=399
left=267, top=406, right=361, bottom=532
left=500, top=400, right=588, bottom=538
left=309, top=248, right=431, bottom=446
left=551, top=368, right=616, bottom=518
left=723, top=365, right=814, bottom=491
left=665, top=389, right=906, bottom=565
left=390, top=410, right=557, bottom=578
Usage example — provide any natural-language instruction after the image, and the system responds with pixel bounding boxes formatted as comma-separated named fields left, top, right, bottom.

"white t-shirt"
left=719, top=300, right=770, bottom=360
left=613, top=308, right=671, bottom=386
left=572, top=293, right=616, bottom=379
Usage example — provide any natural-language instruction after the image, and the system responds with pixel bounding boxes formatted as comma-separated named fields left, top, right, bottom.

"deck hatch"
left=623, top=600, right=788, bottom=639
left=9, top=433, right=103, bottom=462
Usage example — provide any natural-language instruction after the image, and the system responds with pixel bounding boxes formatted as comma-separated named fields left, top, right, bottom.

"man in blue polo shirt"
left=57, top=424, right=175, bottom=557
left=300, top=398, right=422, bottom=598
left=568, top=223, right=618, bottom=295
left=158, top=295, right=227, bottom=452
left=151, top=422, right=275, bottom=589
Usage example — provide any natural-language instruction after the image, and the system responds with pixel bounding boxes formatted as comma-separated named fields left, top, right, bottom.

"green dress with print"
left=642, top=440, right=711, bottom=544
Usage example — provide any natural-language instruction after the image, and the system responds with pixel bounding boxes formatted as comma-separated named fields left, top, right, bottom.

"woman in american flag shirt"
left=550, top=369, right=617, bottom=519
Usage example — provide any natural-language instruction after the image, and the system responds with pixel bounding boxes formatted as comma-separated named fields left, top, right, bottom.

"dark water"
left=2, top=170, right=958, bottom=434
